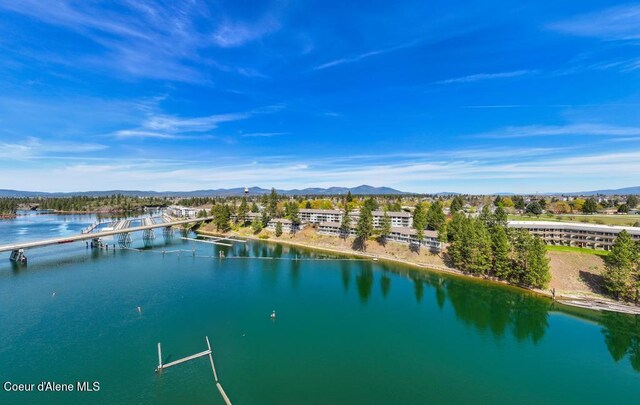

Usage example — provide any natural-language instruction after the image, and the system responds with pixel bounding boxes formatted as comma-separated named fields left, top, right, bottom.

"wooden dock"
left=156, top=336, right=232, bottom=404
left=181, top=237, right=233, bottom=247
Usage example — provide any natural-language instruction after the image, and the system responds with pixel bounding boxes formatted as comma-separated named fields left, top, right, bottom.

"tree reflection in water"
left=600, top=311, right=640, bottom=371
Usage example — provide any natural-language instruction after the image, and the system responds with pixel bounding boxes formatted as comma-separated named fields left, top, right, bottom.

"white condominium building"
left=508, top=221, right=640, bottom=251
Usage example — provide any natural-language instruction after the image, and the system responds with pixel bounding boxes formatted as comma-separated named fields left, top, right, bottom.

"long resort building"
left=300, top=209, right=413, bottom=228
left=508, top=221, right=640, bottom=251
left=317, top=222, right=442, bottom=252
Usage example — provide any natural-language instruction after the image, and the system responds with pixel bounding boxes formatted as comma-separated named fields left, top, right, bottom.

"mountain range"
left=0, top=185, right=409, bottom=198
left=1, top=185, right=639, bottom=198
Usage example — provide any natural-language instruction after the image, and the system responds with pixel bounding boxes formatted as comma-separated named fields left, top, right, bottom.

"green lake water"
left=0, top=212, right=639, bottom=404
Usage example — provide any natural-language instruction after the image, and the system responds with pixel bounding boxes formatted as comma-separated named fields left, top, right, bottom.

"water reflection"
left=356, top=264, right=374, bottom=304
left=600, top=311, right=640, bottom=371
left=340, top=262, right=351, bottom=293
left=380, top=271, right=391, bottom=298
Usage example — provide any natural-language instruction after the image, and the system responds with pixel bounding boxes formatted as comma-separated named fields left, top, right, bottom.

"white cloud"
left=435, top=70, right=535, bottom=84
left=0, top=0, right=278, bottom=81
left=475, top=123, right=640, bottom=138
left=549, top=5, right=640, bottom=40
left=314, top=40, right=419, bottom=70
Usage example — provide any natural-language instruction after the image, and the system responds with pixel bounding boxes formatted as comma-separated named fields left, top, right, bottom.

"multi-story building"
left=299, top=209, right=343, bottom=224
left=266, top=218, right=301, bottom=233
left=301, top=208, right=412, bottom=228
left=317, top=222, right=441, bottom=252
left=508, top=221, right=640, bottom=251
left=167, top=205, right=202, bottom=218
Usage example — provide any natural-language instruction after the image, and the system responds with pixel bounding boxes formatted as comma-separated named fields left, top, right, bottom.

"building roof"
left=371, top=210, right=412, bottom=217
left=390, top=227, right=438, bottom=238
left=268, top=218, right=293, bottom=224
left=300, top=209, right=342, bottom=214
left=508, top=220, right=640, bottom=236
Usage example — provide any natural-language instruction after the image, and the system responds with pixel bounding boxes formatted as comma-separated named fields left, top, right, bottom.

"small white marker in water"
left=270, top=310, right=276, bottom=319
left=52, top=292, right=56, bottom=297
left=136, top=306, right=142, bottom=314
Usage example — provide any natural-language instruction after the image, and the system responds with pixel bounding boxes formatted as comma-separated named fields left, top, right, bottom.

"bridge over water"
left=0, top=216, right=214, bottom=263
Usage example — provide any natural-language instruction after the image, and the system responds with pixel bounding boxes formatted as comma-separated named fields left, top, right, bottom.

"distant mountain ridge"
left=566, top=186, right=640, bottom=196
left=0, top=185, right=410, bottom=198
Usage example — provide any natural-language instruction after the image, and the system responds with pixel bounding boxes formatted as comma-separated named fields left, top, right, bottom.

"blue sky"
left=0, top=1, right=639, bottom=193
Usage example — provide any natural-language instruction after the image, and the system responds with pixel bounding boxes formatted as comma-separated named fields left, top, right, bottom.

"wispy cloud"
left=212, top=17, right=281, bottom=48
left=111, top=105, right=282, bottom=139
left=0, top=137, right=107, bottom=159
left=240, top=132, right=287, bottom=138
left=314, top=40, right=419, bottom=70
left=0, top=0, right=279, bottom=81
left=549, top=5, right=640, bottom=40
left=475, top=123, right=640, bottom=138
left=435, top=70, right=535, bottom=84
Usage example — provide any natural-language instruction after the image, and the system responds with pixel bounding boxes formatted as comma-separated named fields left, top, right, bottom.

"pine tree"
left=251, top=217, right=263, bottom=233
left=510, top=229, right=532, bottom=284
left=467, top=219, right=492, bottom=275
left=491, top=225, right=512, bottom=279
left=412, top=203, right=427, bottom=243
left=355, top=205, right=373, bottom=250
left=275, top=221, right=283, bottom=237
left=426, top=201, right=446, bottom=231
left=603, top=230, right=638, bottom=301
left=237, top=197, right=249, bottom=225
left=524, top=236, right=551, bottom=288
left=450, top=195, right=464, bottom=213
left=339, top=206, right=352, bottom=239
left=250, top=201, right=259, bottom=213
left=268, top=188, right=278, bottom=217
left=380, top=210, right=392, bottom=243
left=494, top=205, right=508, bottom=228
left=479, top=205, right=494, bottom=227
left=346, top=191, right=353, bottom=203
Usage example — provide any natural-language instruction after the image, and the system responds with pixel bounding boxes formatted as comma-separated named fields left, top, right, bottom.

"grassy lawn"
left=545, top=245, right=609, bottom=256
left=509, top=213, right=640, bottom=227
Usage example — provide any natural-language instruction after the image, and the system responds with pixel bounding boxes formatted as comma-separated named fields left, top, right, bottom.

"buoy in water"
left=136, top=306, right=142, bottom=314
left=270, top=310, right=276, bottom=319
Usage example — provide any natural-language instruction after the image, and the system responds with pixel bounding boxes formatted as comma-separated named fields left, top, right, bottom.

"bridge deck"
left=0, top=217, right=213, bottom=253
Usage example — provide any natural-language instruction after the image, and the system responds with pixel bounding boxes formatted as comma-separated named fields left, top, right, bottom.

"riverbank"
left=197, top=224, right=640, bottom=315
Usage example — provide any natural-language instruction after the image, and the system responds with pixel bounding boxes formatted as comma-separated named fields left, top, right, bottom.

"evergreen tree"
left=287, top=202, right=300, bottom=224
left=446, top=212, right=465, bottom=243
left=493, top=195, right=503, bottom=206
left=355, top=205, right=373, bottom=250
left=603, top=230, right=638, bottom=301
left=491, top=225, right=512, bottom=279
left=583, top=198, right=598, bottom=214
left=251, top=217, right=263, bottom=233
left=380, top=210, right=392, bottom=243
left=426, top=201, right=446, bottom=231
left=260, top=210, right=269, bottom=227
left=510, top=229, right=533, bottom=284
left=305, top=200, right=312, bottom=209
left=524, top=236, right=551, bottom=288
left=237, top=197, right=249, bottom=225
left=450, top=195, right=464, bottom=213
left=275, top=221, right=283, bottom=237
left=250, top=201, right=259, bottom=213
left=494, top=205, right=508, bottom=228
left=346, top=191, right=353, bottom=203
left=268, top=188, right=279, bottom=217
left=513, top=195, right=526, bottom=210
left=467, top=219, right=492, bottom=275
left=525, top=201, right=542, bottom=216
left=339, top=206, right=352, bottom=239
left=213, top=204, right=230, bottom=232
left=479, top=205, right=494, bottom=227
left=448, top=215, right=471, bottom=270
left=627, top=195, right=638, bottom=209
left=412, top=203, right=427, bottom=243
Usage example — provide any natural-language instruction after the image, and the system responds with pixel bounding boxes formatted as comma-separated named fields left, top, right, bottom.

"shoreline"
left=196, top=228, right=640, bottom=315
